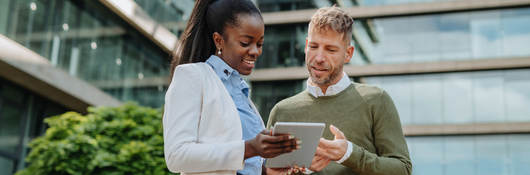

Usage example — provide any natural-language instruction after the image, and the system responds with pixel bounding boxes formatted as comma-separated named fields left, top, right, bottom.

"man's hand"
left=308, top=154, right=331, bottom=172
left=315, top=125, right=348, bottom=161
left=245, top=130, right=299, bottom=159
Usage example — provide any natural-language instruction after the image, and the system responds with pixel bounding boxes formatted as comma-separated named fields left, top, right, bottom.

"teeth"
left=243, top=60, right=255, bottom=64
left=313, top=67, right=326, bottom=71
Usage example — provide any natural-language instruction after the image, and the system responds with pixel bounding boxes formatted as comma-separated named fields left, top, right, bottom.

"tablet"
left=265, top=122, right=325, bottom=168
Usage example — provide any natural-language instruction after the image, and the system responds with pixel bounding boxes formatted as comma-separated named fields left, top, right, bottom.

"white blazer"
left=163, top=63, right=245, bottom=175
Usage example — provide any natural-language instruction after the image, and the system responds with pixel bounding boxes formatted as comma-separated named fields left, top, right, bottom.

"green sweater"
left=267, top=83, right=412, bottom=175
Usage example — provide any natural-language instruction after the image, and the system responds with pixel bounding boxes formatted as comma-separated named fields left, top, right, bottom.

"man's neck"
left=311, top=73, right=344, bottom=94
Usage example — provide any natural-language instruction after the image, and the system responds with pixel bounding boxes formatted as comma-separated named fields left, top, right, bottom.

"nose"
left=249, top=44, right=260, bottom=57
left=314, top=49, right=325, bottom=63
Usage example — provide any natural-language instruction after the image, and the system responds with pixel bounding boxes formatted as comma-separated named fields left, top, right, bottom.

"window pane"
left=509, top=134, right=530, bottom=174
left=476, top=135, right=509, bottom=175
left=0, top=103, right=22, bottom=153
left=473, top=72, right=505, bottom=122
left=443, top=74, right=473, bottom=123
left=445, top=136, right=475, bottom=174
left=412, top=75, right=443, bottom=124
left=504, top=70, right=530, bottom=122
left=409, top=137, right=443, bottom=175
left=0, top=156, right=15, bottom=175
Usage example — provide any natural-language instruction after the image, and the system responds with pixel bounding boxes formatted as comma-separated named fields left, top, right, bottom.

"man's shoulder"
left=352, top=83, right=386, bottom=102
left=274, top=90, right=313, bottom=109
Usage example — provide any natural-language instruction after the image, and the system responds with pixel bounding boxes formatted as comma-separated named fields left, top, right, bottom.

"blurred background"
left=1, top=0, right=530, bottom=174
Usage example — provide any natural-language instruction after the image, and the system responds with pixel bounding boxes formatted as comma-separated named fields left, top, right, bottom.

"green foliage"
left=16, top=103, right=176, bottom=175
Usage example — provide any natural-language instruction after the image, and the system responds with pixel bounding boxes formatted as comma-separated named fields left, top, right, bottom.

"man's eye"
left=240, top=42, right=249, bottom=47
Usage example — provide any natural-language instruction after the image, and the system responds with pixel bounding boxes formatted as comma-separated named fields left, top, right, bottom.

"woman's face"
left=215, top=14, right=264, bottom=75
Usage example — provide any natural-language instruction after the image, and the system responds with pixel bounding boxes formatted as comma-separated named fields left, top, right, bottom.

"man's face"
left=305, top=28, right=354, bottom=87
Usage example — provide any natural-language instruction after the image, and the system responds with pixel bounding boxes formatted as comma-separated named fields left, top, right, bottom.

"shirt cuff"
left=335, top=141, right=353, bottom=164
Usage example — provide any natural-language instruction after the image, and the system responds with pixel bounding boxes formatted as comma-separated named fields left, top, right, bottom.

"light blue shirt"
left=206, top=55, right=264, bottom=175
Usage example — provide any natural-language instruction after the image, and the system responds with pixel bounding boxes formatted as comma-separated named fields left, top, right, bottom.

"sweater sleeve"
left=266, top=104, right=280, bottom=130
left=163, top=65, right=244, bottom=173
left=341, top=91, right=412, bottom=175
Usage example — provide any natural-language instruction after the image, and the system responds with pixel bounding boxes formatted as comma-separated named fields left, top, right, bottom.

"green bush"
left=16, top=103, right=176, bottom=175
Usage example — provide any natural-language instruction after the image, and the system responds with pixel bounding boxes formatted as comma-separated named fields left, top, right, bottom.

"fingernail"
left=296, top=140, right=302, bottom=144
left=288, top=135, right=294, bottom=139
left=296, top=145, right=302, bottom=149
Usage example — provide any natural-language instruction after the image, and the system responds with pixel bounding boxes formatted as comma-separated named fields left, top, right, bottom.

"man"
left=266, top=6, right=412, bottom=175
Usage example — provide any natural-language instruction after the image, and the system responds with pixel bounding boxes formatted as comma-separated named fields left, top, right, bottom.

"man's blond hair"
left=308, top=6, right=353, bottom=44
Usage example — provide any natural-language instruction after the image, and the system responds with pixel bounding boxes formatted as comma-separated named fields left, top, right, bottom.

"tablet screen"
left=265, top=122, right=325, bottom=168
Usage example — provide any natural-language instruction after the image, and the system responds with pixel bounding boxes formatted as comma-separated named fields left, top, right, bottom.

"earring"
left=217, top=49, right=222, bottom=55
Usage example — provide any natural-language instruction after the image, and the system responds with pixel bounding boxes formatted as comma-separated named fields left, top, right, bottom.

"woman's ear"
left=213, top=32, right=224, bottom=50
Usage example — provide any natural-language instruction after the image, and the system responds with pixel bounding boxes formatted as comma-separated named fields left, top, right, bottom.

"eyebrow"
left=241, top=35, right=264, bottom=40
left=241, top=35, right=254, bottom=39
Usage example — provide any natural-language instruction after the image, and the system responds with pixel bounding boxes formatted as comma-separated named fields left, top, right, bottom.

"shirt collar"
left=306, top=72, right=351, bottom=98
left=205, top=55, right=237, bottom=81
left=206, top=55, right=250, bottom=97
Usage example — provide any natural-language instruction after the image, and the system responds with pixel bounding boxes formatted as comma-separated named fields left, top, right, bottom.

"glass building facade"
left=1, top=0, right=530, bottom=174
left=0, top=0, right=170, bottom=108
left=360, top=8, right=530, bottom=64
left=0, top=79, right=66, bottom=175
left=407, top=134, right=530, bottom=175
left=364, top=69, right=530, bottom=125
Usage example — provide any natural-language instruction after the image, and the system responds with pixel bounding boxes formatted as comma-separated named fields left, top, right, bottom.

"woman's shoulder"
left=174, top=62, right=211, bottom=75
left=175, top=62, right=209, bottom=70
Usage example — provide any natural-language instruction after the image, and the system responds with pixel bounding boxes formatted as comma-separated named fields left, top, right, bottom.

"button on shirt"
left=206, top=55, right=265, bottom=175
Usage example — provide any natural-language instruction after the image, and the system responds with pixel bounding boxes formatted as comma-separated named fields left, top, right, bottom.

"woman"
left=163, top=0, right=298, bottom=174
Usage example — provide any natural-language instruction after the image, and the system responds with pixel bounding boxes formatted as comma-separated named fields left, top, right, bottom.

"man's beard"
left=310, top=67, right=342, bottom=86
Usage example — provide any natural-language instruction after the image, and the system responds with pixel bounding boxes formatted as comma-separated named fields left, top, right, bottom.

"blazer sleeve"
left=163, top=65, right=244, bottom=173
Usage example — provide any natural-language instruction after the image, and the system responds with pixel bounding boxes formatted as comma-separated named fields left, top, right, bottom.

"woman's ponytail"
left=170, top=0, right=216, bottom=79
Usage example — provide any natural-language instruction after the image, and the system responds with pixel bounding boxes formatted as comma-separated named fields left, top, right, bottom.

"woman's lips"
left=243, top=59, right=255, bottom=65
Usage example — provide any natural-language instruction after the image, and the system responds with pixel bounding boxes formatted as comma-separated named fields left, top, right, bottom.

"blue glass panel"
left=476, top=135, right=509, bottom=175
left=366, top=8, right=530, bottom=64
left=411, top=75, right=443, bottom=124
left=473, top=72, right=505, bottom=122
left=504, top=70, right=530, bottom=122
left=443, top=73, right=473, bottom=123
left=509, top=135, right=530, bottom=175
left=364, top=69, right=530, bottom=125
left=408, top=137, right=444, bottom=175
left=445, top=136, right=475, bottom=174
